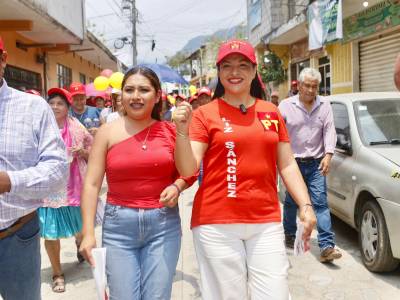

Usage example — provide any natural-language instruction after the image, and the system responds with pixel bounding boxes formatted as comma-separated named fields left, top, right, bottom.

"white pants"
left=193, top=223, right=290, bottom=300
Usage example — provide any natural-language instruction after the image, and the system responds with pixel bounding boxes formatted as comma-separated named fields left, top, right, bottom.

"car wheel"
left=358, top=201, right=399, bottom=272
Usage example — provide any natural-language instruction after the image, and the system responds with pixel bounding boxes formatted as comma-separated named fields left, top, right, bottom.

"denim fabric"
left=0, top=214, right=41, bottom=300
left=102, top=204, right=181, bottom=300
left=283, top=159, right=335, bottom=250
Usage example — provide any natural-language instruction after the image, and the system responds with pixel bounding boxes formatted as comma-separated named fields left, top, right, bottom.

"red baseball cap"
left=216, top=40, right=257, bottom=65
left=0, top=36, right=4, bottom=52
left=175, top=94, right=187, bottom=101
left=69, top=82, right=86, bottom=97
left=291, top=80, right=298, bottom=86
left=197, top=87, right=211, bottom=97
left=189, top=95, right=198, bottom=103
left=48, top=87, right=72, bottom=104
left=25, top=89, right=41, bottom=96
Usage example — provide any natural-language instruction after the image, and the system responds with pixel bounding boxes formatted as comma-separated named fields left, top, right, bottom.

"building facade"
left=247, top=0, right=400, bottom=98
left=0, top=0, right=121, bottom=94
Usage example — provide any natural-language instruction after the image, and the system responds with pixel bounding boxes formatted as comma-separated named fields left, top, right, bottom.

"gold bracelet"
left=176, top=131, right=189, bottom=139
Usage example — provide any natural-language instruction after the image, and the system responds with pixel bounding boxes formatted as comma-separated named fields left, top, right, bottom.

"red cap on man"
left=291, top=80, right=298, bottom=86
left=0, top=36, right=4, bottom=52
left=216, top=40, right=257, bottom=65
left=69, top=82, right=86, bottom=97
left=197, top=87, right=211, bottom=97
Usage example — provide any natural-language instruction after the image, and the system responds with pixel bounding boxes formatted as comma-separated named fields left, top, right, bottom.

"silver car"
left=279, top=92, right=400, bottom=272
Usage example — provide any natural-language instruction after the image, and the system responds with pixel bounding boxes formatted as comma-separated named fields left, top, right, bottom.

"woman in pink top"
left=38, top=87, right=93, bottom=293
left=79, top=66, right=193, bottom=300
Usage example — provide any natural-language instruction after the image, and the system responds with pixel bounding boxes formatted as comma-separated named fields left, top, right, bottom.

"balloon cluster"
left=94, top=69, right=124, bottom=91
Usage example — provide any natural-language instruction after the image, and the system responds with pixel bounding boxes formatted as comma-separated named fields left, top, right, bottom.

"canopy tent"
left=139, top=63, right=188, bottom=85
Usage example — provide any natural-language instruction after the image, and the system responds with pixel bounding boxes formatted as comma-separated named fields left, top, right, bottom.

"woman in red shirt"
left=79, top=66, right=192, bottom=300
left=173, top=40, right=317, bottom=299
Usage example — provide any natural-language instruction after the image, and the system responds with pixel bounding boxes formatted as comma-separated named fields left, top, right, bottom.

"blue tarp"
left=138, top=63, right=188, bottom=85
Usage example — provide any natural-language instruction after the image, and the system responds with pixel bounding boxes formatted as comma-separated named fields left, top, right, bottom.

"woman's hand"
left=159, top=185, right=180, bottom=207
left=79, top=233, right=97, bottom=267
left=173, top=102, right=192, bottom=136
left=299, top=204, right=317, bottom=250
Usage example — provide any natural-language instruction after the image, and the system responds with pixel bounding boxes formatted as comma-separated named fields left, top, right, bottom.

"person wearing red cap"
left=69, top=82, right=101, bottom=135
left=197, top=86, right=212, bottom=106
left=173, top=39, right=316, bottom=299
left=160, top=91, right=173, bottom=121
left=0, top=36, right=68, bottom=300
left=288, top=80, right=299, bottom=97
left=189, top=94, right=200, bottom=110
left=38, top=87, right=93, bottom=292
left=271, top=90, right=280, bottom=106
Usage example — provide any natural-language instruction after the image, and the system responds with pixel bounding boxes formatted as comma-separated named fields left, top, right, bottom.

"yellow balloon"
left=109, top=72, right=124, bottom=90
left=189, top=85, right=197, bottom=96
left=94, top=76, right=109, bottom=91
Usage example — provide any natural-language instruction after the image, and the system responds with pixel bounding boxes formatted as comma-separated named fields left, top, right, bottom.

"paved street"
left=40, top=183, right=400, bottom=300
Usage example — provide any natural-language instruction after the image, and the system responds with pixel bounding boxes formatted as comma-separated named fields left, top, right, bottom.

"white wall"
left=22, top=0, right=84, bottom=39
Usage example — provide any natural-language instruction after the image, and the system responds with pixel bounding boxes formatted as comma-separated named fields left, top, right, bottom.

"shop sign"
left=343, top=0, right=400, bottom=42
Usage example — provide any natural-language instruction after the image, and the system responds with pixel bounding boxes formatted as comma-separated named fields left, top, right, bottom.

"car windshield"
left=354, top=99, right=400, bottom=146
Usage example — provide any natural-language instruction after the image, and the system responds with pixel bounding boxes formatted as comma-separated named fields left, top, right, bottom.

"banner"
left=249, top=0, right=262, bottom=31
left=308, top=0, right=343, bottom=50
left=343, top=1, right=400, bottom=42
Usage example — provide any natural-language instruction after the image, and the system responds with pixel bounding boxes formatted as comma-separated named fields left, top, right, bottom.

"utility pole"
left=131, top=0, right=137, bottom=66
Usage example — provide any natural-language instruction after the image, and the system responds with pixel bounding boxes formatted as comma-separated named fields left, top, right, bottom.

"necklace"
left=141, top=126, right=151, bottom=151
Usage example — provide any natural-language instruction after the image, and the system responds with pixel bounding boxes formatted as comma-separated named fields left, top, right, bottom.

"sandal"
left=52, top=274, right=65, bottom=293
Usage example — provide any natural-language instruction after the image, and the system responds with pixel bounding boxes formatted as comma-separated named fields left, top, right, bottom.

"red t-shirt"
left=189, top=99, right=290, bottom=227
left=106, top=121, right=193, bottom=208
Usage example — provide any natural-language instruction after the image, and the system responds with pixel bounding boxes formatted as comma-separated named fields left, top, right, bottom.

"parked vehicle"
left=279, top=92, right=400, bottom=272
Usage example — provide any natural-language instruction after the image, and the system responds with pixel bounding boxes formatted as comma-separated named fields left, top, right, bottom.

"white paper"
left=294, top=222, right=305, bottom=256
left=91, top=248, right=108, bottom=300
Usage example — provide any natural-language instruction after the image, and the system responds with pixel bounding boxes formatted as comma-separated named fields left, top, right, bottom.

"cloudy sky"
left=85, top=0, right=247, bottom=66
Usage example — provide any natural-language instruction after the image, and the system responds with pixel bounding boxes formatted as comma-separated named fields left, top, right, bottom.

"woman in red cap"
left=173, top=40, right=317, bottom=299
left=38, top=87, right=93, bottom=293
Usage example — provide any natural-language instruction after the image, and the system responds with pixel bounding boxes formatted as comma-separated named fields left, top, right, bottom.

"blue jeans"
left=102, top=204, right=181, bottom=300
left=0, top=213, right=41, bottom=300
left=283, top=159, right=335, bottom=250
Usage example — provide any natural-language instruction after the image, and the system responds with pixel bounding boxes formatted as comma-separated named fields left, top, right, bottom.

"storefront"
left=344, top=0, right=400, bottom=92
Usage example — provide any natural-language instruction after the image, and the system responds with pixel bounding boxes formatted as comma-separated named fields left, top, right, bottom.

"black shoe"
left=285, top=234, right=295, bottom=249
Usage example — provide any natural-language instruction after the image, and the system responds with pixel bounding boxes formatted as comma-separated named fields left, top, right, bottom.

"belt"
left=0, top=211, right=37, bottom=240
left=295, top=157, right=322, bottom=163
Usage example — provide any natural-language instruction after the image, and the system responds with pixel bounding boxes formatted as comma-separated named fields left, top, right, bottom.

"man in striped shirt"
left=0, top=36, right=68, bottom=300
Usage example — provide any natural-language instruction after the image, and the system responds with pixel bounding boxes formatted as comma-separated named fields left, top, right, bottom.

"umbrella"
left=139, top=63, right=188, bottom=85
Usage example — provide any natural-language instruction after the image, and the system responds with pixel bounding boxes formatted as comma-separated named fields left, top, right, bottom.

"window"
left=290, top=59, right=310, bottom=82
left=319, top=56, right=331, bottom=96
left=79, top=73, right=86, bottom=85
left=57, top=64, right=72, bottom=89
left=4, top=65, right=42, bottom=93
left=331, top=103, right=351, bottom=150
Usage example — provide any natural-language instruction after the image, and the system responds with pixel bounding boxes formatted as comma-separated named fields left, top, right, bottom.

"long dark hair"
left=212, top=69, right=266, bottom=100
left=121, top=66, right=162, bottom=121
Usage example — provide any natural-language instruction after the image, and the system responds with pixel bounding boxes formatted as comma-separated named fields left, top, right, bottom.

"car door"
left=327, top=102, right=356, bottom=222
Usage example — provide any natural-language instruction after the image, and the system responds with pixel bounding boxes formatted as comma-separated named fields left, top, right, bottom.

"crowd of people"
left=1, top=33, right=400, bottom=300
